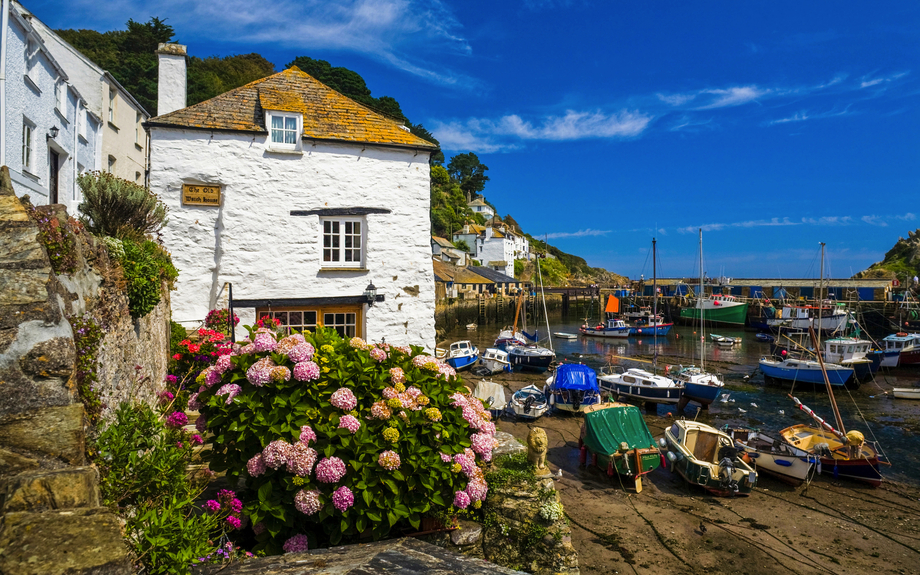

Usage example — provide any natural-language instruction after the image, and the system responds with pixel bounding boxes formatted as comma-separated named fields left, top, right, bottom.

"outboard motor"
left=572, top=390, right=585, bottom=412
left=523, top=396, right=535, bottom=414
left=717, top=446, right=740, bottom=493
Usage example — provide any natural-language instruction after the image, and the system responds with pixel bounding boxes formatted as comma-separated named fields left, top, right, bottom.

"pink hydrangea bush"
left=195, top=326, right=494, bottom=554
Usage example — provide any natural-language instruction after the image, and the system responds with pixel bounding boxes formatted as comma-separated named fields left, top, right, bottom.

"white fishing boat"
left=725, top=427, right=817, bottom=485
left=474, top=348, right=511, bottom=375
left=710, top=333, right=741, bottom=346
left=892, top=387, right=920, bottom=400
left=507, top=385, right=550, bottom=419
left=598, top=366, right=683, bottom=404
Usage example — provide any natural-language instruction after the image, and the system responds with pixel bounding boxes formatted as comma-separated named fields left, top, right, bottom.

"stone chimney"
left=156, top=43, right=187, bottom=116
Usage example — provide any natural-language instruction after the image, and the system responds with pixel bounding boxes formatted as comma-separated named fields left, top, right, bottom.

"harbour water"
left=444, top=319, right=920, bottom=486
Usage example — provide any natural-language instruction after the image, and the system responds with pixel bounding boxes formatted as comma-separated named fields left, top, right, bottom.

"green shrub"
left=77, top=171, right=168, bottom=240
left=194, top=327, right=496, bottom=553
left=94, top=402, right=242, bottom=574
left=170, top=321, right=189, bottom=357
left=28, top=207, right=80, bottom=274
left=70, top=314, right=105, bottom=423
left=120, top=239, right=178, bottom=317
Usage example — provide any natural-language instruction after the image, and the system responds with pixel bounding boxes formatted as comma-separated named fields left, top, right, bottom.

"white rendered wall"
left=149, top=128, right=436, bottom=350
left=156, top=52, right=186, bottom=115
left=478, top=237, right=515, bottom=278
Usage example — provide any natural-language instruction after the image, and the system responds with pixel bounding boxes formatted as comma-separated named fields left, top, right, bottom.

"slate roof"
left=470, top=266, right=521, bottom=284
left=431, top=236, right=453, bottom=249
left=147, top=67, right=438, bottom=150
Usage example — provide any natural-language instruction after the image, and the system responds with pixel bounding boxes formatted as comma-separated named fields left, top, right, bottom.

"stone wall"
left=0, top=166, right=170, bottom=574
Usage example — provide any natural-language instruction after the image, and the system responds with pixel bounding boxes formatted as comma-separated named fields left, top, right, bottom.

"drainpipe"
left=72, top=99, right=78, bottom=211
left=1, top=0, right=10, bottom=167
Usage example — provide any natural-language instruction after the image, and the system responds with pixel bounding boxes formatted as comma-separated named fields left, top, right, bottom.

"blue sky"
left=29, top=0, right=919, bottom=280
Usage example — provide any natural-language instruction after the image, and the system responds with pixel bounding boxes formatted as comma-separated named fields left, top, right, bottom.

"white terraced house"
left=146, top=47, right=439, bottom=349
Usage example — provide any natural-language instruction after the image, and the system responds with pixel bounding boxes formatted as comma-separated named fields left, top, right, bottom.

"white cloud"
left=767, top=106, right=854, bottom=126
left=860, top=72, right=909, bottom=89
left=695, top=86, right=770, bottom=109
left=544, top=228, right=612, bottom=239
left=432, top=109, right=651, bottom=152
left=801, top=216, right=853, bottom=225
left=862, top=215, right=887, bottom=226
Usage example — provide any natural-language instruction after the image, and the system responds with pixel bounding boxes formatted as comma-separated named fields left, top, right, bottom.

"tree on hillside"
left=447, top=153, right=489, bottom=202
left=57, top=18, right=275, bottom=115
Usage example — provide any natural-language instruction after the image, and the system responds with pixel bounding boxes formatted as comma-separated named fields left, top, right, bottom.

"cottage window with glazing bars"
left=22, top=121, right=34, bottom=172
left=322, top=218, right=363, bottom=267
left=271, top=115, right=298, bottom=145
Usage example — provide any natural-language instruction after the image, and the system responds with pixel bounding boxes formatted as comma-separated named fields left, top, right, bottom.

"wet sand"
left=475, top=370, right=920, bottom=575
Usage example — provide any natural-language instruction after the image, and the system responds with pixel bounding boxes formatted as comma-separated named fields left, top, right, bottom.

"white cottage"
left=147, top=62, right=439, bottom=348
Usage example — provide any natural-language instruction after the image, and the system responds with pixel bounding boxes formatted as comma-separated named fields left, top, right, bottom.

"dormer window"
left=266, top=111, right=301, bottom=151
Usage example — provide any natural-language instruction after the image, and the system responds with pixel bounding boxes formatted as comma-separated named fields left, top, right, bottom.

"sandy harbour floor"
left=477, top=370, right=920, bottom=575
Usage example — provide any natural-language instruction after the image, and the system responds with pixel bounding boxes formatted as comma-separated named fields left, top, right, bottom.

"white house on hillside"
left=146, top=51, right=439, bottom=348
left=17, top=1, right=150, bottom=186
left=467, top=197, right=494, bottom=219
left=2, top=1, right=100, bottom=213
left=451, top=221, right=531, bottom=278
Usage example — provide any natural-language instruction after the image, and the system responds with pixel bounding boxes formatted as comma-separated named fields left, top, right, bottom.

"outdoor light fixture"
left=365, top=282, right=378, bottom=306
left=47, top=126, right=59, bottom=140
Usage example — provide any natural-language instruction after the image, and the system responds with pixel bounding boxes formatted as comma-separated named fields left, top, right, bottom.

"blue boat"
left=580, top=318, right=630, bottom=338
left=755, top=333, right=775, bottom=343
left=759, top=356, right=853, bottom=387
left=628, top=321, right=673, bottom=336
left=545, top=363, right=602, bottom=413
left=436, top=340, right=480, bottom=371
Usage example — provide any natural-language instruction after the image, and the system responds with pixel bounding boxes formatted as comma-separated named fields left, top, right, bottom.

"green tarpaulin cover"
left=583, top=404, right=656, bottom=456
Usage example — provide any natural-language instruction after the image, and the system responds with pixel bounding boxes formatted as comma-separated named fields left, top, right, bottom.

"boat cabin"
left=823, top=338, right=872, bottom=364
left=447, top=341, right=475, bottom=358
left=668, top=422, right=734, bottom=465
left=883, top=333, right=920, bottom=352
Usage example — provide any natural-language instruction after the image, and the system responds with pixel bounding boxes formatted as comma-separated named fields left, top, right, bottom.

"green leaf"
left=258, top=481, right=272, bottom=502
left=362, top=490, right=372, bottom=506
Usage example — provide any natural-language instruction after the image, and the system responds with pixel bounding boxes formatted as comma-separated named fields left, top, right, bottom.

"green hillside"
left=854, top=229, right=920, bottom=283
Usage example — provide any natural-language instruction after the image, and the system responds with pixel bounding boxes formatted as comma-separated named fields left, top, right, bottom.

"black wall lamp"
left=365, top=282, right=384, bottom=306
left=47, top=126, right=59, bottom=140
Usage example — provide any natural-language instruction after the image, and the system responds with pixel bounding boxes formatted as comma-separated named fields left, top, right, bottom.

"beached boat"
left=822, top=336, right=878, bottom=382
left=662, top=419, right=758, bottom=496
left=580, top=318, right=630, bottom=338
left=545, top=363, right=602, bottom=413
left=466, top=323, right=477, bottom=330
left=881, top=332, right=920, bottom=366
left=755, top=333, right=775, bottom=343
left=474, top=348, right=511, bottom=375
left=472, top=379, right=507, bottom=417
left=893, top=387, right=920, bottom=400
left=680, top=293, right=749, bottom=326
left=598, top=366, right=683, bottom=404
left=435, top=340, right=479, bottom=371
left=710, top=333, right=741, bottom=345
left=507, top=385, right=550, bottom=419
left=765, top=304, right=853, bottom=335
left=554, top=332, right=579, bottom=340
left=724, top=427, right=817, bottom=485
left=759, top=356, right=854, bottom=387
left=578, top=402, right=662, bottom=490
left=508, top=344, right=555, bottom=371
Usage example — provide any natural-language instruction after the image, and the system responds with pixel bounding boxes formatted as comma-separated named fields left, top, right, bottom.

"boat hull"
left=664, top=422, right=757, bottom=496
left=893, top=387, right=920, bottom=400
left=682, top=382, right=722, bottom=406
left=579, top=403, right=662, bottom=479
left=628, top=323, right=673, bottom=336
left=759, top=359, right=853, bottom=386
left=728, top=429, right=816, bottom=485
left=680, top=303, right=749, bottom=326
left=509, top=350, right=554, bottom=371
left=600, top=380, right=682, bottom=404
left=580, top=326, right=630, bottom=338
left=446, top=353, right=478, bottom=371
left=781, top=424, right=882, bottom=487
left=508, top=385, right=550, bottom=419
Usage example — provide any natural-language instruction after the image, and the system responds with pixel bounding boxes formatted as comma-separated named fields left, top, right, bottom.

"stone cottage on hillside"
left=146, top=53, right=439, bottom=348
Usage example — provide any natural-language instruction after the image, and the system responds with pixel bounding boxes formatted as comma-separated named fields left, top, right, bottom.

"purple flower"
left=246, top=453, right=266, bottom=477
left=187, top=392, right=201, bottom=411
left=191, top=434, right=204, bottom=445
left=195, top=414, right=208, bottom=433
left=332, top=485, right=354, bottom=512
left=165, top=374, right=178, bottom=384
left=253, top=522, right=266, bottom=535
left=165, top=411, right=187, bottom=428
left=294, top=489, right=322, bottom=515
left=225, top=516, right=242, bottom=530
left=215, top=355, right=232, bottom=373
left=215, top=383, right=242, bottom=404
left=229, top=498, right=243, bottom=513
left=157, top=390, right=174, bottom=405
left=338, top=414, right=361, bottom=434
left=205, top=500, right=221, bottom=513
left=315, top=456, right=346, bottom=483
left=330, top=388, right=357, bottom=411
left=204, top=367, right=221, bottom=387
left=292, top=361, right=320, bottom=382
left=283, top=534, right=309, bottom=554
left=246, top=357, right=275, bottom=386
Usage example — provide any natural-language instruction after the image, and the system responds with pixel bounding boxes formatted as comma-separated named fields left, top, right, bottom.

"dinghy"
left=435, top=340, right=479, bottom=371
left=662, top=419, right=758, bottom=496
left=725, top=427, right=817, bottom=485
left=507, top=385, right=550, bottom=420
left=545, top=363, right=602, bottom=413
left=473, top=348, right=511, bottom=375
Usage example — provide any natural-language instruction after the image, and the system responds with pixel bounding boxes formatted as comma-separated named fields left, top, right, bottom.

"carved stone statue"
left=527, top=427, right=548, bottom=471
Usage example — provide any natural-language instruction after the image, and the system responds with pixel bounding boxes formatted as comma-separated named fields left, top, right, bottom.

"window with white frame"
left=322, top=218, right=364, bottom=267
left=108, top=89, right=116, bottom=123
left=268, top=112, right=299, bottom=148
left=135, top=112, right=141, bottom=145
left=25, top=39, right=37, bottom=81
left=78, top=109, right=87, bottom=140
left=107, top=155, right=116, bottom=173
left=55, top=80, right=67, bottom=115
left=22, top=120, right=34, bottom=172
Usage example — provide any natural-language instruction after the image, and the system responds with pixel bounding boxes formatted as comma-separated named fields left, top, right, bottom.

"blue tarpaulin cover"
left=552, top=363, right=599, bottom=392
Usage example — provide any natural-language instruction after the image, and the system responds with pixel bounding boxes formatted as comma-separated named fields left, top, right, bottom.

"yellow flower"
left=387, top=398, right=401, bottom=409
left=322, top=367, right=330, bottom=373
left=425, top=408, right=442, bottom=422
left=292, top=476, right=306, bottom=486
left=394, top=382, right=406, bottom=393
left=321, top=345, right=334, bottom=354
left=473, top=500, right=482, bottom=509
left=382, top=427, right=400, bottom=443
left=451, top=462, right=462, bottom=473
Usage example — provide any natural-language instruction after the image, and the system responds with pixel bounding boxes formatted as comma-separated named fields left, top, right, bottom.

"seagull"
left=750, top=402, right=758, bottom=408
left=729, top=399, right=736, bottom=403
left=778, top=410, right=785, bottom=415
left=742, top=374, right=750, bottom=380
left=720, top=393, right=730, bottom=403
left=739, top=408, right=747, bottom=414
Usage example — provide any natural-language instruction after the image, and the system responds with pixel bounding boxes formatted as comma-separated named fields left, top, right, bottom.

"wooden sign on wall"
left=182, top=184, right=221, bottom=206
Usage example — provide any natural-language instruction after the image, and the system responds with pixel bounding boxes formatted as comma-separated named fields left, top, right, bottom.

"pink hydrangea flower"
left=471, top=432, right=497, bottom=459
left=215, top=383, right=241, bottom=405
left=454, top=490, right=471, bottom=509
left=348, top=337, right=367, bottom=349
left=332, top=486, right=354, bottom=512
left=370, top=401, right=391, bottom=420
left=440, top=452, right=451, bottom=463
left=315, top=456, right=346, bottom=483
left=330, top=388, right=357, bottom=411
left=299, top=425, right=317, bottom=445
left=195, top=414, right=207, bottom=433
left=286, top=443, right=317, bottom=477
left=292, top=361, right=320, bottom=382
left=389, top=367, right=405, bottom=385
left=204, top=367, right=221, bottom=387
left=215, top=355, right=233, bottom=373
left=453, top=452, right=476, bottom=476
left=165, top=411, right=187, bottom=428
left=338, top=414, right=361, bottom=434
left=294, top=489, right=322, bottom=515
left=247, top=453, right=266, bottom=477
left=252, top=522, right=266, bottom=535
left=369, top=347, right=387, bottom=362
left=288, top=342, right=315, bottom=363
left=246, top=357, right=275, bottom=386
left=289, top=333, right=306, bottom=344
left=283, top=534, right=309, bottom=554
left=253, top=331, right=277, bottom=352
left=262, top=440, right=293, bottom=469
left=466, top=468, right=489, bottom=502
left=378, top=450, right=401, bottom=470
left=187, top=392, right=201, bottom=411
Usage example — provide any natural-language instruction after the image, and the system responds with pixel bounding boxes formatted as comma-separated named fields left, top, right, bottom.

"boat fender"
left=664, top=365, right=671, bottom=375
left=740, top=452, right=752, bottom=464
left=579, top=445, right=587, bottom=466
left=607, top=460, right=614, bottom=476
left=549, top=393, right=555, bottom=406
left=666, top=451, right=677, bottom=463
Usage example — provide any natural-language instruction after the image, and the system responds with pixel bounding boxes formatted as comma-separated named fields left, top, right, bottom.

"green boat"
left=679, top=294, right=749, bottom=326
left=662, top=420, right=758, bottom=497
left=578, top=402, right=662, bottom=491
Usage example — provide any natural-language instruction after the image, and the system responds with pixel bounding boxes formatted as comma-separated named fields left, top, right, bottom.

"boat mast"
left=817, top=243, right=824, bottom=355
left=653, top=237, right=658, bottom=373
left=698, top=229, right=704, bottom=371
left=537, top=240, right=554, bottom=353
left=808, top=325, right=846, bottom=435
